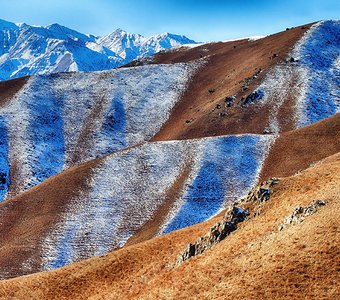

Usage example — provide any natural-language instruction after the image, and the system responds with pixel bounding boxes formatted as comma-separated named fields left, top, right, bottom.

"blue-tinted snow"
left=41, top=134, right=274, bottom=270
left=163, top=135, right=269, bottom=233
left=0, top=116, right=9, bottom=201
left=27, top=76, right=65, bottom=186
left=47, top=223, right=78, bottom=269
left=294, top=21, right=340, bottom=127
left=100, top=91, right=127, bottom=154
left=0, top=62, right=197, bottom=198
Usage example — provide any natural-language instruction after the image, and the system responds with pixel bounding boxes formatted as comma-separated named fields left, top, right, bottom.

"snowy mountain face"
left=97, top=29, right=196, bottom=62
left=0, top=19, right=197, bottom=81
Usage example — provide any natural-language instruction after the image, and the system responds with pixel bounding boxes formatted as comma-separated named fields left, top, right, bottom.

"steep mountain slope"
left=0, top=20, right=339, bottom=282
left=0, top=19, right=198, bottom=81
left=0, top=151, right=338, bottom=299
left=0, top=133, right=274, bottom=278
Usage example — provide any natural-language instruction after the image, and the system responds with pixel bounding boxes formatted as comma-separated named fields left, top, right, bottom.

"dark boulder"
left=241, top=90, right=264, bottom=107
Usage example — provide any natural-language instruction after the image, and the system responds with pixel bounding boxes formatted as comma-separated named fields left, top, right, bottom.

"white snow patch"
left=248, top=20, right=340, bottom=131
left=159, top=134, right=275, bottom=234
left=221, top=36, right=265, bottom=43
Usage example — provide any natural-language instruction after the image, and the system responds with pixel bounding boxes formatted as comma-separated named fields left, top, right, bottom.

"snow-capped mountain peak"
left=98, top=29, right=197, bottom=61
left=46, top=23, right=97, bottom=42
left=0, top=19, right=198, bottom=81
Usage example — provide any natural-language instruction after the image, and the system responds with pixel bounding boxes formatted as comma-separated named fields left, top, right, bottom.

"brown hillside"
left=0, top=76, right=29, bottom=108
left=260, top=113, right=340, bottom=181
left=0, top=158, right=100, bottom=279
left=0, top=151, right=338, bottom=299
left=148, top=24, right=313, bottom=141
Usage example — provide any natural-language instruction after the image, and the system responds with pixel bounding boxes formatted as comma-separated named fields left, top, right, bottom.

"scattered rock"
left=278, top=200, right=327, bottom=231
left=219, top=111, right=227, bottom=117
left=225, top=96, right=235, bottom=107
left=240, top=69, right=262, bottom=92
left=240, top=90, right=264, bottom=107
left=287, top=57, right=297, bottom=63
left=242, top=178, right=279, bottom=204
left=0, top=172, right=6, bottom=185
left=215, top=104, right=222, bottom=109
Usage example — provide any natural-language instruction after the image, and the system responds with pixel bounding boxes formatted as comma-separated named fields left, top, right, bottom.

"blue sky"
left=0, top=0, right=339, bottom=41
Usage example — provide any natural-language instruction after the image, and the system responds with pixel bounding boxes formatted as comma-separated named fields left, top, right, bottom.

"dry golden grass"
left=0, top=151, right=339, bottom=300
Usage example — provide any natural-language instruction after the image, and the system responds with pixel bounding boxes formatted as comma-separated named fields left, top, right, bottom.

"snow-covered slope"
left=246, top=20, right=340, bottom=133
left=0, top=19, right=198, bottom=81
left=41, top=134, right=274, bottom=269
left=0, top=62, right=200, bottom=199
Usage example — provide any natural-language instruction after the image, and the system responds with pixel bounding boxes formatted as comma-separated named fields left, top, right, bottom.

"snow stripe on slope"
left=27, top=76, right=65, bottom=185
left=0, top=116, right=9, bottom=201
left=41, top=134, right=274, bottom=270
left=161, top=134, right=275, bottom=234
left=293, top=20, right=340, bottom=127
left=0, top=76, right=65, bottom=194
left=250, top=20, right=340, bottom=132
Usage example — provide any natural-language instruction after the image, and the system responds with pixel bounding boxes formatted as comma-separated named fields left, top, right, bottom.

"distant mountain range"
left=0, top=19, right=197, bottom=80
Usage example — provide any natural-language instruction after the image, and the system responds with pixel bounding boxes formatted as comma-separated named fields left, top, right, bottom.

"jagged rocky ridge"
left=0, top=19, right=197, bottom=81
left=177, top=178, right=279, bottom=264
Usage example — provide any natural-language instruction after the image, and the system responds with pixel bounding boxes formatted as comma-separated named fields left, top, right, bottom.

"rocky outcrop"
left=176, top=206, right=249, bottom=264
left=241, top=178, right=279, bottom=203
left=278, top=199, right=327, bottom=231
left=176, top=178, right=279, bottom=265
